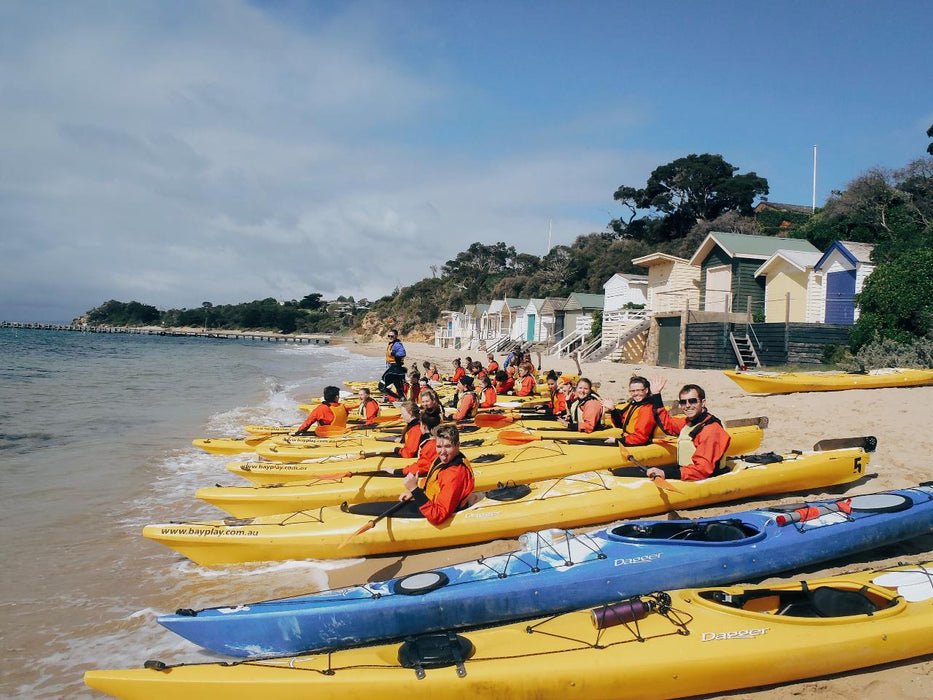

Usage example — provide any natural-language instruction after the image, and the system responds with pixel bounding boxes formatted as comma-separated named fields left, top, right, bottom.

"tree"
left=610, top=154, right=769, bottom=243
left=299, top=293, right=324, bottom=310
left=850, top=248, right=933, bottom=350
left=793, top=160, right=933, bottom=261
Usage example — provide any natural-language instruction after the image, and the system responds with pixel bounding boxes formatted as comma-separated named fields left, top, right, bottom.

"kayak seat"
left=486, top=482, right=532, bottom=501
left=610, top=519, right=757, bottom=541
left=344, top=501, right=425, bottom=518
left=740, top=452, right=784, bottom=465
left=702, top=585, right=888, bottom=618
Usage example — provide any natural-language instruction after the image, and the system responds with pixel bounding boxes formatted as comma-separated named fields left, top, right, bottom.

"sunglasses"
left=678, top=398, right=701, bottom=406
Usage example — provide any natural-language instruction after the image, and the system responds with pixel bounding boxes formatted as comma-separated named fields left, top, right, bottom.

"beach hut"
left=602, top=273, right=648, bottom=311
left=539, top=297, right=568, bottom=343
left=563, top=292, right=604, bottom=338
left=522, top=298, right=549, bottom=342
left=754, top=249, right=823, bottom=323
left=688, top=232, right=819, bottom=315
left=813, top=241, right=875, bottom=325
left=630, top=253, right=701, bottom=313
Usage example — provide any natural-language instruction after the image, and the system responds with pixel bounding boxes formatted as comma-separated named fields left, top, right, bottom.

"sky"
left=1, top=0, right=930, bottom=323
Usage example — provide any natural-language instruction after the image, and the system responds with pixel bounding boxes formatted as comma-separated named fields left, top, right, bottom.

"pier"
left=0, top=322, right=335, bottom=344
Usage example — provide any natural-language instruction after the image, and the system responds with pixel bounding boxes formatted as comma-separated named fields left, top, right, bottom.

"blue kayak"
left=159, top=485, right=933, bottom=657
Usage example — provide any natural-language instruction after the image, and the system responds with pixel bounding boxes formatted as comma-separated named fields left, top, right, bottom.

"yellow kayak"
left=85, top=563, right=933, bottom=700
left=203, top=424, right=765, bottom=516
left=725, top=367, right=933, bottom=394
left=143, top=440, right=871, bottom=564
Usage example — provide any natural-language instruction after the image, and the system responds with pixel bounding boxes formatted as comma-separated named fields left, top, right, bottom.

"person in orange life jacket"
left=450, top=358, right=465, bottom=384
left=486, top=353, right=499, bottom=375
left=494, top=369, right=515, bottom=394
left=600, top=375, right=657, bottom=447
left=558, top=377, right=604, bottom=433
left=406, top=369, right=421, bottom=403
left=419, top=387, right=441, bottom=415
left=447, top=375, right=478, bottom=422
left=293, top=386, right=348, bottom=434
left=422, top=362, right=441, bottom=382
left=401, top=423, right=475, bottom=525
left=478, top=374, right=498, bottom=408
left=542, top=370, right=566, bottom=416
left=383, top=408, right=443, bottom=476
left=378, top=329, right=407, bottom=401
left=355, top=387, right=380, bottom=425
left=469, top=361, right=487, bottom=381
left=390, top=402, right=422, bottom=458
left=510, top=362, right=536, bottom=396
left=614, top=377, right=730, bottom=482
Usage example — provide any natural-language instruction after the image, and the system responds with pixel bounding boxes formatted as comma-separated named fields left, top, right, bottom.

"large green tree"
left=611, top=153, right=769, bottom=243
left=850, top=248, right=933, bottom=349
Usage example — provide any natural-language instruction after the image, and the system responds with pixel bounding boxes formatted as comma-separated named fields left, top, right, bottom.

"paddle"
left=315, top=425, right=350, bottom=437
left=338, top=499, right=410, bottom=548
left=473, top=414, right=514, bottom=428
left=497, top=430, right=628, bottom=447
left=617, top=444, right=683, bottom=493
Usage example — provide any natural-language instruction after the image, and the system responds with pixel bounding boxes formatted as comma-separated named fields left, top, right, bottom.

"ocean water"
left=0, top=328, right=382, bottom=699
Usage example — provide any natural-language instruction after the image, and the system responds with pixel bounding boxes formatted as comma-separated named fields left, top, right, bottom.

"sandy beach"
left=328, top=338, right=932, bottom=699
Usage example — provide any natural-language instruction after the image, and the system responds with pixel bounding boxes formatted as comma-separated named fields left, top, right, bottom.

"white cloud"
left=0, top=1, right=659, bottom=322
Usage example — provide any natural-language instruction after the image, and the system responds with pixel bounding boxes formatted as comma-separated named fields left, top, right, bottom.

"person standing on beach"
left=614, top=377, right=730, bottom=481
left=293, top=386, right=348, bottom=434
left=379, top=329, right=407, bottom=402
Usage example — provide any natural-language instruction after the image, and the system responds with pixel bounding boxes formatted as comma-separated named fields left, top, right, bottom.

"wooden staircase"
left=729, top=331, right=760, bottom=369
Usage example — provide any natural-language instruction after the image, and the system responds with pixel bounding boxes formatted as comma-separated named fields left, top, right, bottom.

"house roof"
left=603, top=272, right=649, bottom=288
left=504, top=297, right=530, bottom=311
left=688, top=231, right=819, bottom=266
left=754, top=249, right=823, bottom=278
left=525, top=298, right=546, bottom=312
left=564, top=292, right=605, bottom=311
left=631, top=252, right=691, bottom=267
left=814, top=240, right=876, bottom=271
left=539, top=296, right=568, bottom=313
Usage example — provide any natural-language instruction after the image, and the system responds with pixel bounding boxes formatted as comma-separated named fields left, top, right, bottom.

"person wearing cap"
left=448, top=374, right=478, bottom=422
left=378, top=329, right=407, bottom=402
left=292, top=386, right=348, bottom=434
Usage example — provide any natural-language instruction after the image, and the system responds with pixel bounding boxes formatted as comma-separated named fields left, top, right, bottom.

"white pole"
left=546, top=218, right=552, bottom=254
left=812, top=145, right=817, bottom=212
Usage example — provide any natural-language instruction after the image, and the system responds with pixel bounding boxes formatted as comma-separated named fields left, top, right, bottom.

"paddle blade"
left=650, top=475, right=684, bottom=494
left=372, top=415, right=401, bottom=424
left=497, top=430, right=540, bottom=445
left=475, top=414, right=514, bottom=428
left=338, top=520, right=374, bottom=549
left=316, top=425, right=349, bottom=437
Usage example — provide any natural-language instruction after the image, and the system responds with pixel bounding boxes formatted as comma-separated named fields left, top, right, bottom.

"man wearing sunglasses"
left=639, top=376, right=731, bottom=481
